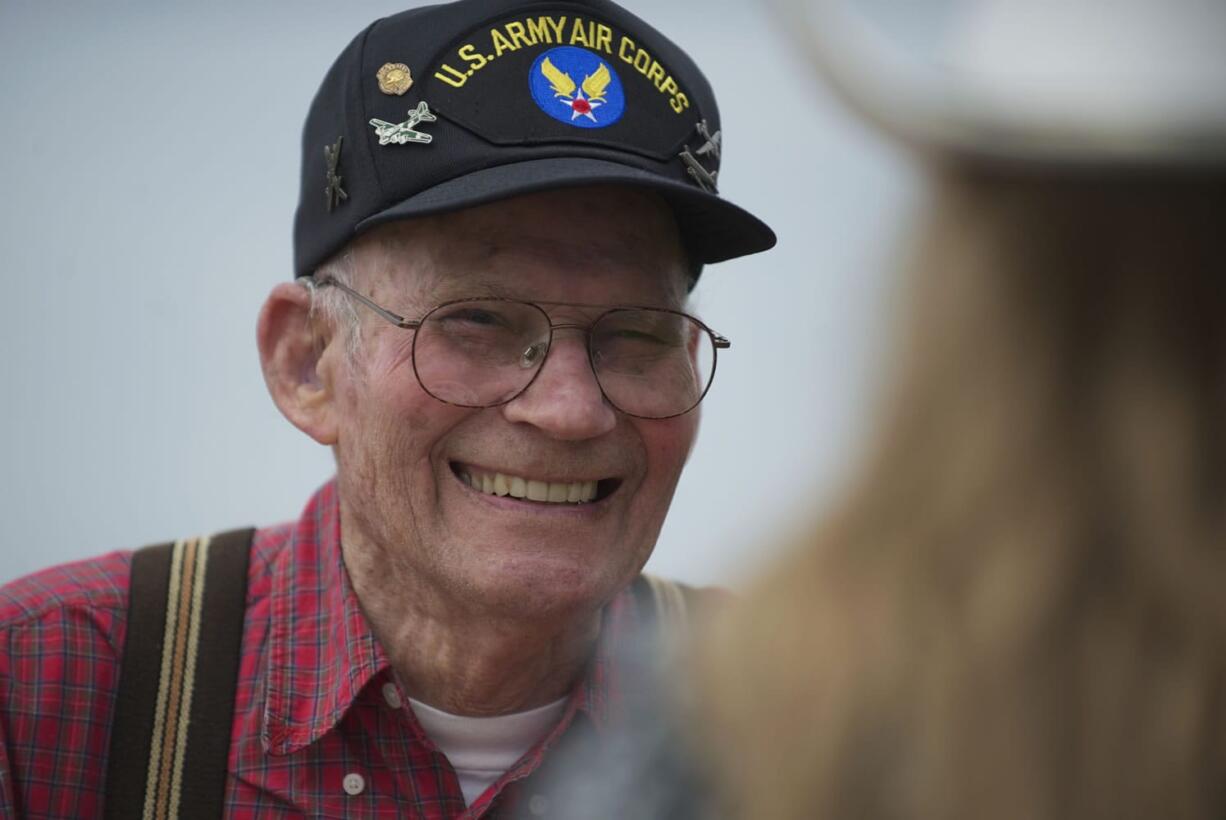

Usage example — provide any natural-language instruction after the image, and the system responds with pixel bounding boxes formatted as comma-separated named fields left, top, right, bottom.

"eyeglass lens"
left=411, top=300, right=715, bottom=418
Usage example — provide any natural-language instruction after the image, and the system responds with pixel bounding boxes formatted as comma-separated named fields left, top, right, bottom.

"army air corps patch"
left=529, top=46, right=625, bottom=129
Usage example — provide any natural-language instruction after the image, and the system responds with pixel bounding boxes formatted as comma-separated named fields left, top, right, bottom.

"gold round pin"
left=377, top=63, right=413, bottom=96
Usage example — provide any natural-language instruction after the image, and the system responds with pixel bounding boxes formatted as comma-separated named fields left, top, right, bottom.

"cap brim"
left=355, top=156, right=776, bottom=264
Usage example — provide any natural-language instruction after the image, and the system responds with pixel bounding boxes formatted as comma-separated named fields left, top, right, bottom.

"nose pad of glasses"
left=519, top=341, right=548, bottom=370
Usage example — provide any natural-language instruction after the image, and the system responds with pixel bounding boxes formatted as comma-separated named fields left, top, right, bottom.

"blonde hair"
left=702, top=165, right=1226, bottom=819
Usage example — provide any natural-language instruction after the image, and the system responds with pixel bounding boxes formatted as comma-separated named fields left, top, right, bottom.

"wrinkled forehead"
left=350, top=186, right=689, bottom=306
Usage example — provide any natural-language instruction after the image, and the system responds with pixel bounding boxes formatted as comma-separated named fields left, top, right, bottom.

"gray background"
left=0, top=0, right=914, bottom=587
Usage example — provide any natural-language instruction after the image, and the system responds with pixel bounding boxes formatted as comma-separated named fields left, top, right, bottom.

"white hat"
left=770, top=0, right=1226, bottom=165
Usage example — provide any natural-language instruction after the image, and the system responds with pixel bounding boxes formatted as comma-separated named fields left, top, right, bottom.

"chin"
left=462, top=555, right=628, bottom=620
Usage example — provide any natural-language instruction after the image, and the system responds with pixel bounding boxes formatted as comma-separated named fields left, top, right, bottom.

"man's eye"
left=604, top=322, right=685, bottom=347
left=437, top=307, right=509, bottom=328
left=614, top=329, right=672, bottom=345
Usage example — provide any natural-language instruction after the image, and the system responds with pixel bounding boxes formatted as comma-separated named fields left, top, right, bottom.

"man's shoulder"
left=0, top=522, right=295, bottom=633
left=0, top=549, right=133, bottom=630
left=629, top=573, right=733, bottom=621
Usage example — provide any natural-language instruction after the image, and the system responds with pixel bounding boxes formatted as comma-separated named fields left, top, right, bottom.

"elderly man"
left=0, top=0, right=773, bottom=816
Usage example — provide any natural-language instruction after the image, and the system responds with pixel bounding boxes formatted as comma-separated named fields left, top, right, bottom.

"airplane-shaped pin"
left=679, top=119, right=721, bottom=193
left=679, top=149, right=718, bottom=193
left=369, top=101, right=438, bottom=146
left=694, top=120, right=721, bottom=162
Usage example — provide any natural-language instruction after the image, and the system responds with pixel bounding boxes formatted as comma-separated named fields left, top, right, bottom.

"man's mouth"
left=451, top=463, right=618, bottom=505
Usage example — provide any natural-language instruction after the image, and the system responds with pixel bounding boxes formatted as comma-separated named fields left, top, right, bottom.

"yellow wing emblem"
left=540, top=57, right=576, bottom=98
left=581, top=62, right=611, bottom=103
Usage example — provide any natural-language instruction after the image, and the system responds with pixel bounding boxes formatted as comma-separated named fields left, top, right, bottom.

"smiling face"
left=322, top=187, right=698, bottom=620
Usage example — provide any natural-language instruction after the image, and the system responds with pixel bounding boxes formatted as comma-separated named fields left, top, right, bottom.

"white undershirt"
left=409, top=696, right=569, bottom=807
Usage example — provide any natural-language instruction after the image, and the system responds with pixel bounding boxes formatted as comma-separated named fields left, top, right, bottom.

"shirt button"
left=528, top=794, right=550, bottom=816
left=342, top=772, right=366, bottom=796
left=381, top=682, right=403, bottom=710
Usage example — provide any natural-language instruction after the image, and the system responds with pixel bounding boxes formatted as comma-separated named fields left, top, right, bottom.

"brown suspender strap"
left=105, top=528, right=254, bottom=820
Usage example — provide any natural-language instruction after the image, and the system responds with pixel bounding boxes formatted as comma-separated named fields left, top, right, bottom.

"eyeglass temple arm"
left=712, top=333, right=731, bottom=349
left=310, top=276, right=422, bottom=329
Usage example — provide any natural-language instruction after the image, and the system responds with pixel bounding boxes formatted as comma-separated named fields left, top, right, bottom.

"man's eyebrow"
left=430, top=277, right=521, bottom=300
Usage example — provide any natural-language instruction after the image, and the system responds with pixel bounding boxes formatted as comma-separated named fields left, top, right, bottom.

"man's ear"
left=257, top=282, right=340, bottom=445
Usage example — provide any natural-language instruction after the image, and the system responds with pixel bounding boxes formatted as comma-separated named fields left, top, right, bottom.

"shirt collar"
left=570, top=588, right=639, bottom=732
left=261, top=479, right=639, bottom=755
left=262, top=480, right=388, bottom=755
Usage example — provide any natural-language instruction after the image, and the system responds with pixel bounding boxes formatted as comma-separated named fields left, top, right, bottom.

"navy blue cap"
left=294, top=0, right=776, bottom=278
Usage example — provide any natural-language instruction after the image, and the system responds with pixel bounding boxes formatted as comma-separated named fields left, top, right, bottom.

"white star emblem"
left=558, top=89, right=602, bottom=123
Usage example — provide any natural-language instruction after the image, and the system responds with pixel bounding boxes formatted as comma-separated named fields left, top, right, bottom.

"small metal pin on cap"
left=377, top=62, right=413, bottom=95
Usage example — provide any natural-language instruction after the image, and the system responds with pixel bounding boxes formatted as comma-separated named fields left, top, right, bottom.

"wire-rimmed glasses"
left=310, top=277, right=730, bottom=419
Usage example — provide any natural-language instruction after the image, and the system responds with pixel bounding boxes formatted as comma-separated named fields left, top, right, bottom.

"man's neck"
left=340, top=533, right=601, bottom=717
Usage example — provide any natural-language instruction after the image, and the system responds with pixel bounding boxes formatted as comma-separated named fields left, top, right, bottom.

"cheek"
left=351, top=393, right=479, bottom=487
left=334, top=387, right=460, bottom=550
left=638, top=414, right=699, bottom=493
left=333, top=366, right=443, bottom=482
left=335, top=335, right=430, bottom=425
left=353, top=330, right=417, bottom=390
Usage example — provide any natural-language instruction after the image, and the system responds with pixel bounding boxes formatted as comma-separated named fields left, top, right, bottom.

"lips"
left=451, top=463, right=616, bottom=504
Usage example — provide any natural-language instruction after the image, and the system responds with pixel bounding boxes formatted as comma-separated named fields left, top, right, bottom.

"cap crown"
left=294, top=0, right=751, bottom=277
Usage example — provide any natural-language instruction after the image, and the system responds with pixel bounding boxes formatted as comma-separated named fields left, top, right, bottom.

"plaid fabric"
left=0, top=480, right=639, bottom=818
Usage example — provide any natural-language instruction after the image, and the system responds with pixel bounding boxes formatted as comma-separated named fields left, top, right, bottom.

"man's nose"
left=501, top=332, right=617, bottom=440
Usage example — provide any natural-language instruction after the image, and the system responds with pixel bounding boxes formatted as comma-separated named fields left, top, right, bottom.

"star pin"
left=324, top=136, right=348, bottom=212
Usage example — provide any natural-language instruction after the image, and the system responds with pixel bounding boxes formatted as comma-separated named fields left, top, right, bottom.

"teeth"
left=460, top=468, right=600, bottom=504
left=526, top=480, right=548, bottom=502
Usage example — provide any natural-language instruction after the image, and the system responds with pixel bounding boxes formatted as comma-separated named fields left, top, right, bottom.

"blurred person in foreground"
left=0, top=1, right=774, bottom=816
left=701, top=0, right=1226, bottom=818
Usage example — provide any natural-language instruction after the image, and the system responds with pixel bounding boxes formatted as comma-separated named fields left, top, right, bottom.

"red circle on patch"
left=572, top=98, right=592, bottom=115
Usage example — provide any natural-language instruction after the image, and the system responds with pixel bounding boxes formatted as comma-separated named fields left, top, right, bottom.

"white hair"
left=305, top=249, right=366, bottom=364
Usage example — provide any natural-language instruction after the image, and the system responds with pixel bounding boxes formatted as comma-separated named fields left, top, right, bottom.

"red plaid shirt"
left=0, top=481, right=644, bottom=818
